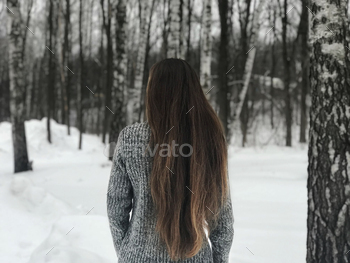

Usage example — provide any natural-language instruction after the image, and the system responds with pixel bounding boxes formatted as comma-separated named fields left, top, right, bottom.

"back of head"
left=145, top=58, right=229, bottom=261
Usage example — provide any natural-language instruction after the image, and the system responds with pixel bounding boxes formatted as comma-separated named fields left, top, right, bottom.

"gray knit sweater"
left=107, top=121, right=234, bottom=263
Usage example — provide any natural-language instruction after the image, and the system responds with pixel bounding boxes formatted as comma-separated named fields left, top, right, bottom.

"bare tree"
left=299, top=0, right=309, bottom=143
left=230, top=0, right=266, bottom=144
left=216, top=0, right=230, bottom=137
left=280, top=0, right=292, bottom=146
left=307, top=0, right=350, bottom=262
left=7, top=0, right=31, bottom=173
left=138, top=0, right=156, bottom=122
left=64, top=0, right=72, bottom=135
left=200, top=0, right=212, bottom=98
left=128, top=0, right=151, bottom=124
left=269, top=5, right=277, bottom=129
left=78, top=0, right=84, bottom=149
left=109, top=0, right=128, bottom=158
left=167, top=0, right=184, bottom=58
left=100, top=0, right=113, bottom=143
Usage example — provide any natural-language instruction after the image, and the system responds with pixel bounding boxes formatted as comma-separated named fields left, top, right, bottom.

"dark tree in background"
left=78, top=0, right=84, bottom=150
left=3, top=0, right=349, bottom=170
left=100, top=0, right=114, bottom=144
left=299, top=0, right=309, bottom=143
left=7, top=0, right=30, bottom=173
left=280, top=0, right=292, bottom=146
left=216, top=0, right=229, bottom=137
left=307, top=0, right=350, bottom=262
left=46, top=0, right=56, bottom=143
left=64, top=0, right=72, bottom=135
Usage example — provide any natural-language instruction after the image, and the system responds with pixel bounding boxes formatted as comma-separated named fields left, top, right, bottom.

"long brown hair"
left=145, top=58, right=229, bottom=261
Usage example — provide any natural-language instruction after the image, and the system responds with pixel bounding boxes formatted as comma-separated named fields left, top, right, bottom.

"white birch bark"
left=127, top=0, right=150, bottom=124
left=109, top=0, right=127, bottom=158
left=231, top=0, right=266, bottom=126
left=307, top=0, right=350, bottom=262
left=7, top=0, right=31, bottom=172
left=167, top=0, right=183, bottom=58
left=200, top=0, right=212, bottom=98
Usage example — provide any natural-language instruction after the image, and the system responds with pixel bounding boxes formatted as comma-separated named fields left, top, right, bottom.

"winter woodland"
left=1, top=0, right=350, bottom=262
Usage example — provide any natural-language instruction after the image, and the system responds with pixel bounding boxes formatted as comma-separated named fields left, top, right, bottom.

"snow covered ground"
left=0, top=119, right=308, bottom=263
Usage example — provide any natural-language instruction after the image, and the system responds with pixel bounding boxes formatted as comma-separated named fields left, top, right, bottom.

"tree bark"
left=269, top=7, right=277, bottom=129
left=281, top=0, right=292, bottom=146
left=299, top=0, right=309, bottom=143
left=216, top=0, right=229, bottom=137
left=128, top=0, right=150, bottom=124
left=64, top=0, right=71, bottom=135
left=138, top=0, right=156, bottom=123
left=231, top=0, right=265, bottom=126
left=109, top=0, right=128, bottom=159
left=78, top=0, right=84, bottom=150
left=7, top=0, right=31, bottom=173
left=100, top=0, right=113, bottom=143
left=185, top=0, right=192, bottom=62
left=307, top=0, right=350, bottom=262
left=200, top=0, right=212, bottom=99
left=167, top=0, right=183, bottom=58
left=46, top=0, right=56, bottom=144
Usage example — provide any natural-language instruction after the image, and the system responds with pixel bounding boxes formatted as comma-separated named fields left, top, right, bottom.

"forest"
left=1, top=0, right=350, bottom=262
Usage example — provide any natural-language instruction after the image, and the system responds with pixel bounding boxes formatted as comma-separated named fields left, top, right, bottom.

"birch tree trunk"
left=109, top=0, right=127, bottom=159
left=200, top=0, right=212, bottom=99
left=138, top=0, right=156, bottom=122
left=7, top=0, right=31, bottom=173
left=230, top=0, right=265, bottom=128
left=307, top=0, right=350, bottom=262
left=185, top=0, right=192, bottom=61
left=167, top=0, right=183, bottom=58
left=128, top=0, right=150, bottom=124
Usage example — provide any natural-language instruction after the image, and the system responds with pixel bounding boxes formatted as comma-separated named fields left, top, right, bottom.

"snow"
left=0, top=118, right=308, bottom=263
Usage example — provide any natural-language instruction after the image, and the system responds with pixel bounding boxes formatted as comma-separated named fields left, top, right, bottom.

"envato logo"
left=104, top=140, right=193, bottom=158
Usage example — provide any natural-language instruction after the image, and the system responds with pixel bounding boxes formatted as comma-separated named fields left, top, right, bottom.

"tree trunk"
left=101, top=0, right=113, bottom=143
left=7, top=0, right=31, bottom=173
left=307, top=0, right=350, bottom=262
left=185, top=0, right=192, bottom=61
left=58, top=0, right=67, bottom=128
left=281, top=0, right=292, bottom=146
left=128, top=0, right=150, bottom=124
left=200, top=0, right=212, bottom=98
left=216, top=0, right=229, bottom=137
left=46, top=0, right=56, bottom=144
left=65, top=0, right=71, bottom=135
left=78, top=0, right=84, bottom=150
left=231, top=0, right=265, bottom=126
left=299, top=0, right=309, bottom=143
left=138, top=0, right=156, bottom=123
left=269, top=7, right=277, bottom=129
left=167, top=0, right=183, bottom=58
left=109, top=0, right=128, bottom=159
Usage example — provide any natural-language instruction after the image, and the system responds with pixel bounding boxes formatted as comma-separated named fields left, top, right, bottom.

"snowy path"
left=0, top=119, right=307, bottom=263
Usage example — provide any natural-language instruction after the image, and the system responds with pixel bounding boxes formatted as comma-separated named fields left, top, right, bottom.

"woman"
left=107, top=58, right=234, bottom=262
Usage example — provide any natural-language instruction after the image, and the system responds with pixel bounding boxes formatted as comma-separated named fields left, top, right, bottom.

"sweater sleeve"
left=209, top=184, right=234, bottom=263
left=107, top=129, right=133, bottom=256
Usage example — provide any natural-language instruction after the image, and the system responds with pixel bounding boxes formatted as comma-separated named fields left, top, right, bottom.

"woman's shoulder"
left=121, top=121, right=151, bottom=141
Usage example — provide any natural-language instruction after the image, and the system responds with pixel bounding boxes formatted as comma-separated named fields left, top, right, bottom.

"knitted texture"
left=107, top=121, right=234, bottom=263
